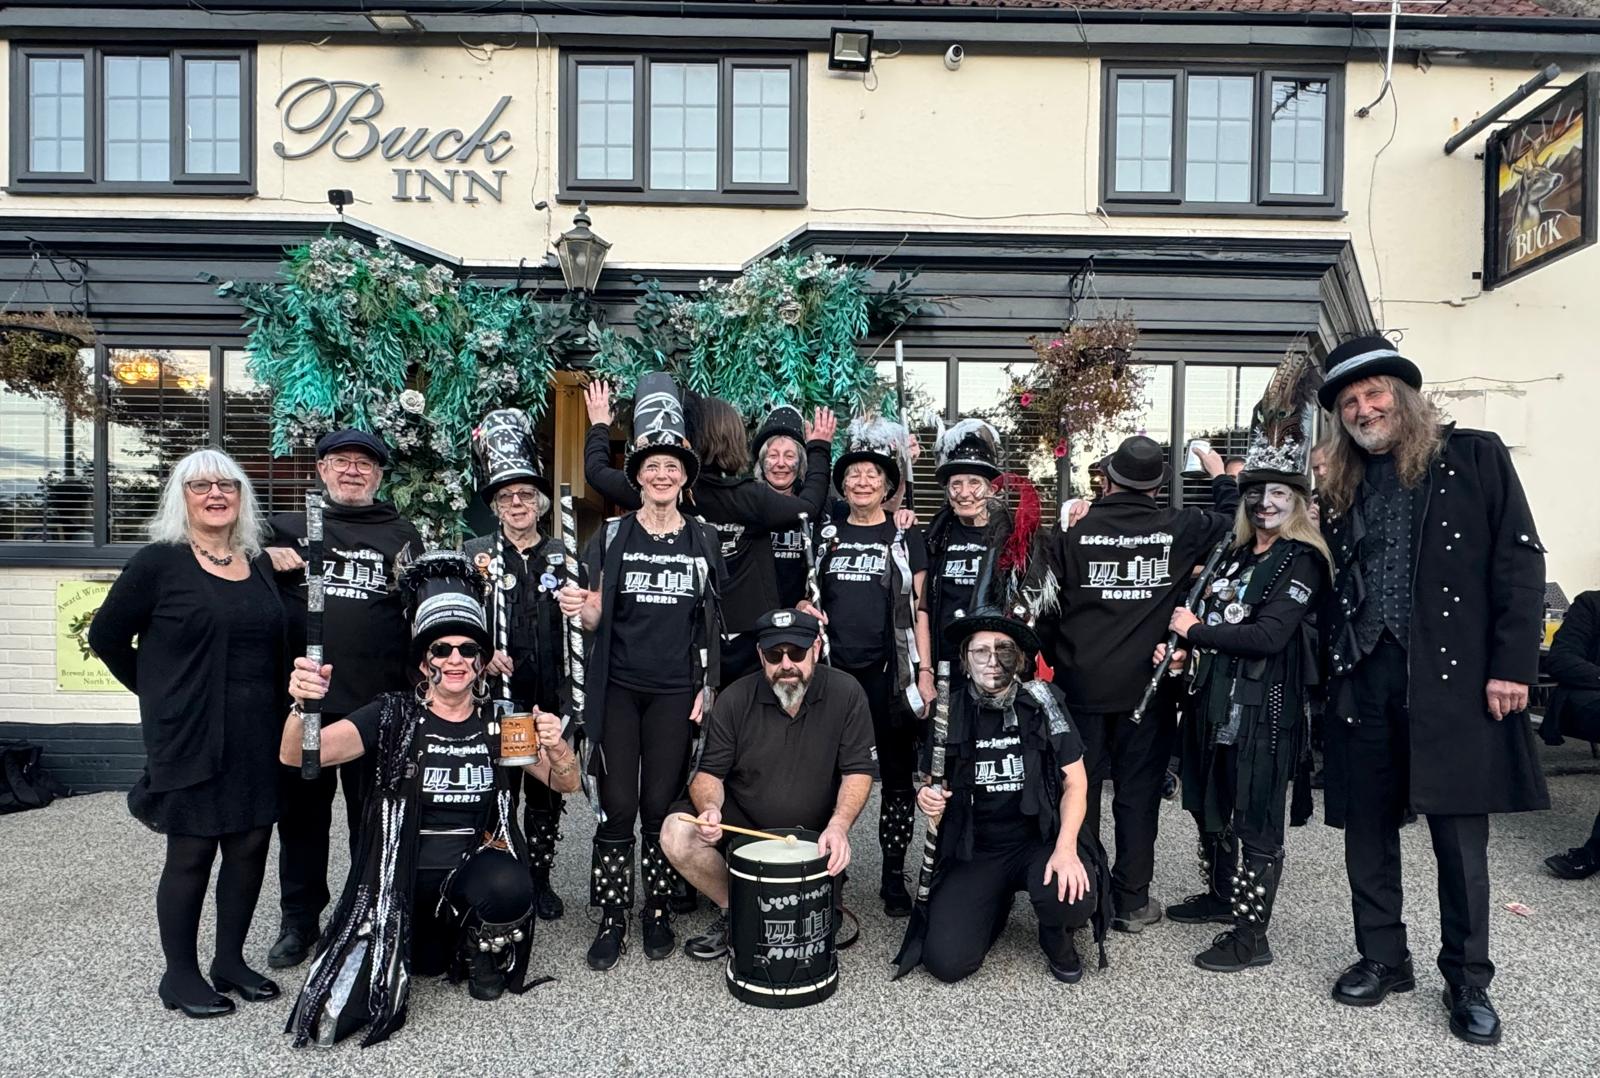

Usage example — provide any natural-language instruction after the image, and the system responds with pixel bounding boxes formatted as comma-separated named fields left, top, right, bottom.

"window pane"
left=1179, top=364, right=1276, bottom=504
left=1113, top=77, right=1174, bottom=193
left=185, top=58, right=242, bottom=176
left=1268, top=78, right=1327, bottom=197
left=28, top=57, right=87, bottom=175
left=731, top=67, right=791, bottom=185
left=575, top=64, right=634, bottom=181
left=104, top=56, right=171, bottom=182
left=105, top=348, right=210, bottom=540
left=222, top=350, right=317, bottom=519
left=1185, top=75, right=1254, bottom=203
left=649, top=62, right=717, bottom=190
left=0, top=349, right=95, bottom=542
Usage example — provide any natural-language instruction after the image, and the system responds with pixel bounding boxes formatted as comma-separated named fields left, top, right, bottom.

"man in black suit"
left=1542, top=589, right=1600, bottom=880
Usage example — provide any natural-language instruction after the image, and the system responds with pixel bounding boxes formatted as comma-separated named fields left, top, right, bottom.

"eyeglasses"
left=967, top=643, right=1021, bottom=667
left=185, top=479, right=238, bottom=495
left=428, top=641, right=484, bottom=660
left=760, top=643, right=810, bottom=665
left=496, top=490, right=540, bottom=506
left=324, top=455, right=377, bottom=475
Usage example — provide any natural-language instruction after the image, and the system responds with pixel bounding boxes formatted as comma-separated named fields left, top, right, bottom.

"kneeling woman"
left=1162, top=451, right=1329, bottom=973
left=895, top=565, right=1111, bottom=984
left=281, top=551, right=579, bottom=1047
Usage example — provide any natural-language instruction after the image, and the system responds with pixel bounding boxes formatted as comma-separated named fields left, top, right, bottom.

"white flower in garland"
left=399, top=389, right=426, bottom=414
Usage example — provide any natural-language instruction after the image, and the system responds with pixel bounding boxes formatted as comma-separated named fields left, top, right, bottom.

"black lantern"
left=553, top=201, right=611, bottom=295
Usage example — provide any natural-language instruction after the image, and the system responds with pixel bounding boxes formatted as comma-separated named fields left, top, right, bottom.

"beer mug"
left=497, top=712, right=541, bottom=768
left=1182, top=439, right=1211, bottom=476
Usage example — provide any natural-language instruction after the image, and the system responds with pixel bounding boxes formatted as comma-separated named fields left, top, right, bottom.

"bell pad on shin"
left=590, top=839, right=636, bottom=909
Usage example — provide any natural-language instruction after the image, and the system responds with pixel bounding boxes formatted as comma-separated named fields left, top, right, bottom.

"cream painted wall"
left=0, top=41, right=1593, bottom=595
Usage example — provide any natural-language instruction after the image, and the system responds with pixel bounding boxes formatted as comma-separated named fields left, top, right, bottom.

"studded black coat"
left=1320, top=425, right=1550, bottom=822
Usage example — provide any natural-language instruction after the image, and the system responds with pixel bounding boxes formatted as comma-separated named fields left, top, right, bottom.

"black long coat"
left=1321, top=425, right=1550, bottom=822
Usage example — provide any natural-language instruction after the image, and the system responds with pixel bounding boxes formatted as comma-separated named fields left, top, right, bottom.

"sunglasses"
left=760, top=643, right=811, bottom=665
left=428, top=641, right=484, bottom=660
left=185, top=479, right=238, bottom=494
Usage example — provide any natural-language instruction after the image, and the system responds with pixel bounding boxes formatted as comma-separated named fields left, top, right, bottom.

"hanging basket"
left=0, top=308, right=98, bottom=420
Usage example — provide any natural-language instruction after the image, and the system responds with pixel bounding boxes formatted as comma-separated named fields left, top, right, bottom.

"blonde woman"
left=90, top=448, right=289, bottom=1018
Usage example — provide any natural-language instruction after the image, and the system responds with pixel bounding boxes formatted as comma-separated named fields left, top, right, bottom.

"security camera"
left=943, top=44, right=964, bottom=71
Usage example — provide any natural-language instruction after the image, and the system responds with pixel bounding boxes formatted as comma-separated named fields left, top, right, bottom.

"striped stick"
left=300, top=492, right=325, bottom=780
left=559, top=484, right=605, bottom=824
left=912, top=661, right=951, bottom=904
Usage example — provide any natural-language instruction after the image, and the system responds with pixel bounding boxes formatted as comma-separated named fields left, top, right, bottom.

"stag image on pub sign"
left=1488, top=74, right=1596, bottom=286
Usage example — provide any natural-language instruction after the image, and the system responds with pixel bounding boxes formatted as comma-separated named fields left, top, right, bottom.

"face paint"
left=964, top=636, right=1021, bottom=694
left=1244, top=483, right=1296, bottom=532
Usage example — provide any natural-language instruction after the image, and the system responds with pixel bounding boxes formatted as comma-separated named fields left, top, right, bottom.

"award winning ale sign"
left=1484, top=73, right=1597, bottom=288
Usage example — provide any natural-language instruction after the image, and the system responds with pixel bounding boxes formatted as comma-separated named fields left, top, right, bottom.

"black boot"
left=455, top=908, right=532, bottom=1002
left=587, top=838, right=633, bottom=972
left=524, top=807, right=565, bottom=922
left=1040, top=924, right=1083, bottom=984
left=638, top=836, right=677, bottom=960
left=1166, top=832, right=1234, bottom=925
left=878, top=793, right=915, bottom=918
left=1196, top=847, right=1280, bottom=972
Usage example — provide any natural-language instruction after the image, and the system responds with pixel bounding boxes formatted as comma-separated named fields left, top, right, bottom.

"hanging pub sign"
left=1484, top=72, right=1598, bottom=288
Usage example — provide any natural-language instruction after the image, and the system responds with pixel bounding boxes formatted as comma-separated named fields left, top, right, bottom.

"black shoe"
left=535, top=883, right=565, bottom=922
left=465, top=950, right=507, bottom=1002
left=684, top=910, right=730, bottom=961
left=1195, top=929, right=1273, bottom=972
left=1545, top=846, right=1600, bottom=880
left=1331, top=956, right=1416, bottom=1006
left=1111, top=901, right=1163, bottom=934
left=1165, top=892, right=1232, bottom=925
left=158, top=974, right=235, bottom=1019
left=880, top=870, right=912, bottom=918
left=1162, top=768, right=1180, bottom=801
left=207, top=963, right=281, bottom=1003
left=267, top=925, right=316, bottom=970
left=586, top=911, right=628, bottom=971
left=1047, top=942, right=1084, bottom=984
left=1444, top=984, right=1502, bottom=1046
left=641, top=902, right=675, bottom=961
left=670, top=877, right=700, bottom=915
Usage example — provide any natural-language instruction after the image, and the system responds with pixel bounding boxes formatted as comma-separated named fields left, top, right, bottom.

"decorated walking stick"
left=558, top=483, right=605, bottom=824
left=1132, top=531, right=1233, bottom=724
left=891, top=659, right=951, bottom=978
left=485, top=547, right=541, bottom=768
left=895, top=338, right=914, bottom=516
left=797, top=511, right=830, bottom=664
left=300, top=491, right=325, bottom=780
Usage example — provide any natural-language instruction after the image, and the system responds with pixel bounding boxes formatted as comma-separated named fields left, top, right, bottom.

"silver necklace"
left=192, top=543, right=234, bottom=567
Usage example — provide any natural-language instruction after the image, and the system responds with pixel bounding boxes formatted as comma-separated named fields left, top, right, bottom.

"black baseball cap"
left=754, top=608, right=821, bottom=651
left=316, top=428, right=391, bottom=466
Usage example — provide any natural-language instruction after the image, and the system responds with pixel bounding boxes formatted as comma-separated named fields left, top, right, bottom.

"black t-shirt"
left=349, top=703, right=495, bottom=871
left=697, top=665, right=876, bottom=832
left=817, top=519, right=928, bottom=668
left=605, top=524, right=701, bottom=692
left=971, top=705, right=1031, bottom=849
left=769, top=524, right=809, bottom=608
left=935, top=521, right=987, bottom=628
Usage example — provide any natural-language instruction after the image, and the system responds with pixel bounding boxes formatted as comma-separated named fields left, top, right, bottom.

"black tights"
left=156, top=827, right=271, bottom=996
left=596, top=686, right=697, bottom=845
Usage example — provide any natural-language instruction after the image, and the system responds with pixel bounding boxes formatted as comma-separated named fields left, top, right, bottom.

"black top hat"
left=401, top=550, right=491, bottom=667
left=316, top=428, right=390, bottom=466
left=472, top=408, right=550, bottom=502
left=1104, top=436, right=1170, bottom=492
left=1317, top=334, right=1422, bottom=410
left=1238, top=348, right=1321, bottom=492
left=933, top=417, right=1002, bottom=485
left=751, top=405, right=806, bottom=468
left=832, top=415, right=909, bottom=497
left=625, top=373, right=700, bottom=490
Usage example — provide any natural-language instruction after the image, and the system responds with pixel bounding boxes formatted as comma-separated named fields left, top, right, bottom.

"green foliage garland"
left=588, top=250, right=939, bottom=425
left=217, top=235, right=575, bottom=544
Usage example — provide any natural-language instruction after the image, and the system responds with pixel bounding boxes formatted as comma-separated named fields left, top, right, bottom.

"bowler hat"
left=1105, top=436, right=1170, bottom=492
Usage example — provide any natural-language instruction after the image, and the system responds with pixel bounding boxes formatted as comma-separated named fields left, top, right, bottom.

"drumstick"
left=675, top=814, right=797, bottom=845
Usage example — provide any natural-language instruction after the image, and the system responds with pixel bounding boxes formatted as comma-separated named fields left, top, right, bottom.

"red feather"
left=993, top=472, right=1041, bottom=572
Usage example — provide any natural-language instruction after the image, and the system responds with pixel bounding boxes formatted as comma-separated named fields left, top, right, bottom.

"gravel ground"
left=2, top=742, right=1597, bottom=1078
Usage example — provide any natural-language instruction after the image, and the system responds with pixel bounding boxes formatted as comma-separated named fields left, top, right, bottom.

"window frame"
left=559, top=50, right=806, bottom=207
left=9, top=43, right=255, bottom=196
left=1100, top=62, right=1343, bottom=218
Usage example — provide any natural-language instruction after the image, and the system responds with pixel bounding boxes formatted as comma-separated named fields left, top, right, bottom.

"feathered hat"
left=624, top=372, right=700, bottom=490
left=472, top=408, right=550, bottom=503
left=400, top=549, right=491, bottom=666
left=832, top=414, right=911, bottom=497
left=945, top=473, right=1058, bottom=663
left=932, top=416, right=1002, bottom=485
left=1239, top=345, right=1323, bottom=492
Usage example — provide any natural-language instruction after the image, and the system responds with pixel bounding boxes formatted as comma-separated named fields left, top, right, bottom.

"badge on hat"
left=773, top=611, right=794, bottom=628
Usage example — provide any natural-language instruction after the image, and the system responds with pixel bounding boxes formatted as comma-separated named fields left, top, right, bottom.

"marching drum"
left=726, top=828, right=839, bottom=1008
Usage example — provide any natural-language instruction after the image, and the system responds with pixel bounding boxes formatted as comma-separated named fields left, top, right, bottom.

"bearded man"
left=1317, top=335, right=1548, bottom=1047
left=659, top=609, right=875, bottom=960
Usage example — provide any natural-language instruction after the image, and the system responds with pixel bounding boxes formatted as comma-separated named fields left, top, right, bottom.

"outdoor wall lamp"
left=552, top=202, right=612, bottom=296
left=828, top=28, right=874, bottom=72
left=366, top=11, right=423, bottom=33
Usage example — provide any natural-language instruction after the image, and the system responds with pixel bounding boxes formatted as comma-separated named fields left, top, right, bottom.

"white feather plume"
left=933, top=417, right=1001, bottom=465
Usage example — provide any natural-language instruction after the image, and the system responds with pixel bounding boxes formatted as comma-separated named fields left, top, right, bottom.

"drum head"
left=735, top=838, right=821, bottom=864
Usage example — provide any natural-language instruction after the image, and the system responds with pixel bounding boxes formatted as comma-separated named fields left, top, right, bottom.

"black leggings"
left=411, top=848, right=536, bottom=976
left=921, top=839, right=1096, bottom=984
left=839, top=662, right=917, bottom=797
left=597, top=686, right=697, bottom=844
left=156, top=826, right=272, bottom=994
